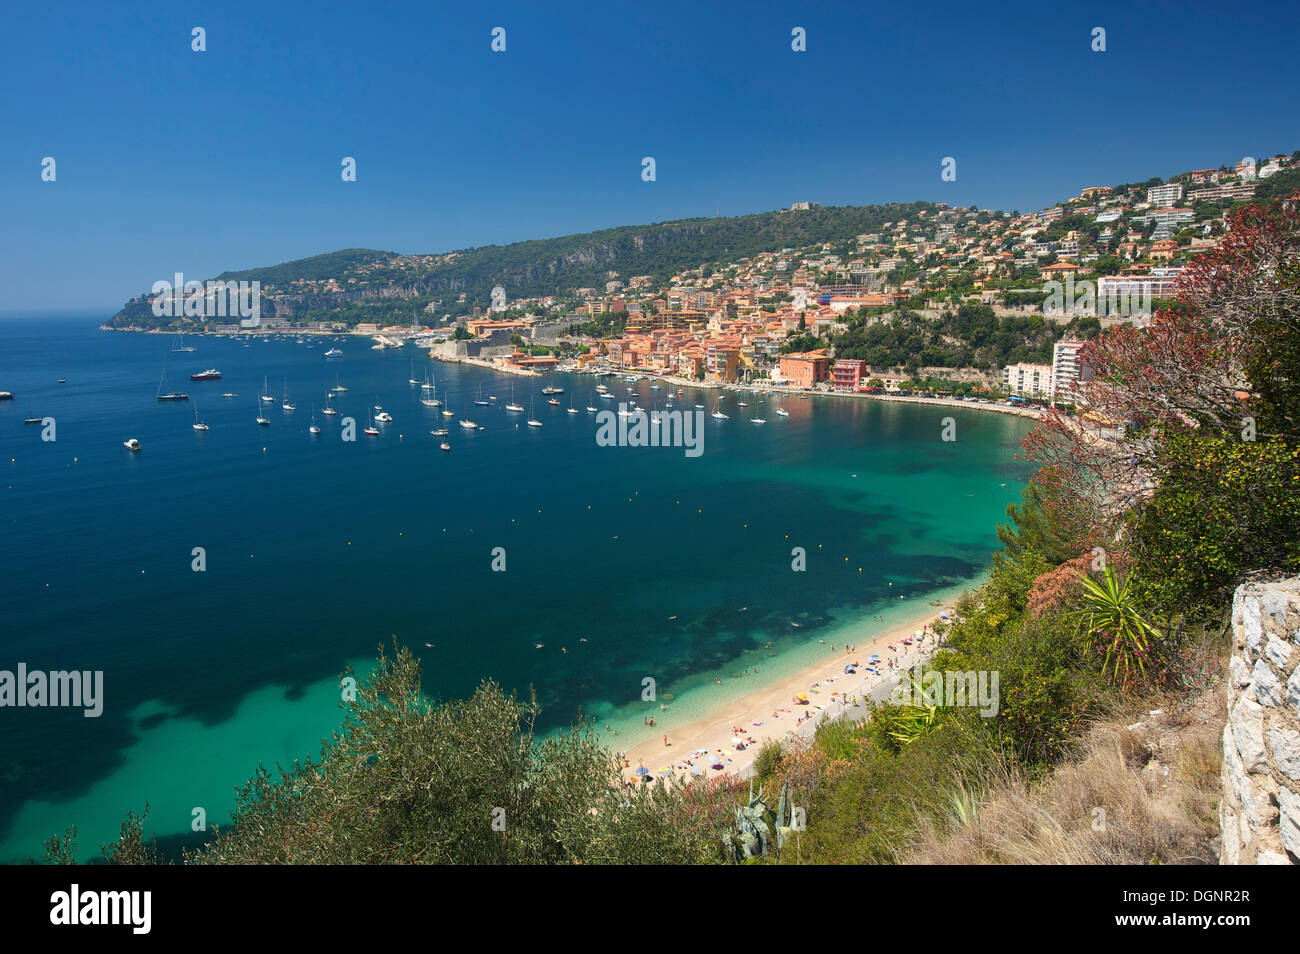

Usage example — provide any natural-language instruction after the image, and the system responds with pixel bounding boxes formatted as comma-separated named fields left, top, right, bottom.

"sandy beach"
left=616, top=606, right=950, bottom=785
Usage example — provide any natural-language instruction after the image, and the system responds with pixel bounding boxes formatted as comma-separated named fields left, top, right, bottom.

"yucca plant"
left=886, top=671, right=947, bottom=746
left=1072, top=563, right=1162, bottom=691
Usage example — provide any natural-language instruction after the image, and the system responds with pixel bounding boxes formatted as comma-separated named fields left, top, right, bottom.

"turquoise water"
left=0, top=316, right=1032, bottom=861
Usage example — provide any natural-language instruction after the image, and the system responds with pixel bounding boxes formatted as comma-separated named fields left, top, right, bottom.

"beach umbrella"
left=871, top=653, right=880, bottom=658
left=634, top=765, right=650, bottom=776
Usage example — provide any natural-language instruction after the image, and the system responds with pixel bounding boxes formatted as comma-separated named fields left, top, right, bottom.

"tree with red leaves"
left=1019, top=194, right=1300, bottom=577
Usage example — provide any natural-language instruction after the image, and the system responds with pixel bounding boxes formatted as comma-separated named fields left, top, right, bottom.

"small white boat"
left=261, top=376, right=275, bottom=403
left=506, top=383, right=524, bottom=412
left=323, top=348, right=343, bottom=357
left=776, top=407, right=790, bottom=417
left=750, top=417, right=767, bottom=424
left=255, top=400, right=270, bottom=426
left=364, top=410, right=379, bottom=436
left=331, top=375, right=348, bottom=392
left=309, top=406, right=321, bottom=435
left=192, top=406, right=209, bottom=431
left=527, top=399, right=542, bottom=427
left=375, top=411, right=393, bottom=423
left=440, top=441, right=451, bottom=451
left=221, top=392, right=237, bottom=398
left=711, top=398, right=729, bottom=420
left=282, top=381, right=295, bottom=411
left=430, top=428, right=448, bottom=437
left=123, top=438, right=142, bottom=451
left=459, top=419, right=477, bottom=429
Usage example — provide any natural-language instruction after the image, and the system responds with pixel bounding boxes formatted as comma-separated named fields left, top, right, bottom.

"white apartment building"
left=1003, top=362, right=1053, bottom=397
left=1052, top=338, right=1086, bottom=401
left=1147, top=183, right=1184, bottom=206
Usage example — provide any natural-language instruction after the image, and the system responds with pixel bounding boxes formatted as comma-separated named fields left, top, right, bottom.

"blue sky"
left=2, top=0, right=1298, bottom=312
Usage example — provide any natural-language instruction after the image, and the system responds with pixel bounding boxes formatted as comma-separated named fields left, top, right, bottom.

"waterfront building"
left=1051, top=339, right=1086, bottom=402
left=1002, top=362, right=1053, bottom=398
left=778, top=351, right=829, bottom=388
left=831, top=359, right=867, bottom=392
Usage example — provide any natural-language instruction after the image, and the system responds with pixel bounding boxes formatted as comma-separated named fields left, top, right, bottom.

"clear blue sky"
left=2, top=0, right=1298, bottom=312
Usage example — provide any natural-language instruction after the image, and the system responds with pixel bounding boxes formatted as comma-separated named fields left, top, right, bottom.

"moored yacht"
left=157, top=365, right=189, bottom=401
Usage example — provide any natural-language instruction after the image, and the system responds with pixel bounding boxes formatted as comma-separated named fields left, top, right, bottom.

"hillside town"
left=421, top=151, right=1296, bottom=404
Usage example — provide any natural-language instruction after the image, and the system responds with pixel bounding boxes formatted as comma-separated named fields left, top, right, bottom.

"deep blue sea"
left=0, top=315, right=1033, bottom=861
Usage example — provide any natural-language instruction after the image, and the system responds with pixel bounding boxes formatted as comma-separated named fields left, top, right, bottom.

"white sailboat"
left=192, top=405, right=209, bottom=431
left=282, top=380, right=295, bottom=411
left=172, top=332, right=196, bottom=353
left=322, top=392, right=338, bottom=415
left=506, top=383, right=524, bottom=412
left=309, top=406, right=321, bottom=435
left=331, top=374, right=348, bottom=392
left=527, top=399, right=543, bottom=427
left=408, top=359, right=419, bottom=385
left=711, top=397, right=729, bottom=419
left=260, top=376, right=275, bottom=403
left=157, top=364, right=189, bottom=401
left=255, top=401, right=270, bottom=426
left=364, top=409, right=379, bottom=435
left=421, top=367, right=440, bottom=407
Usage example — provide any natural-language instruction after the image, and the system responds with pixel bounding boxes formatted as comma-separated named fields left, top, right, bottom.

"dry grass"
left=904, top=686, right=1225, bottom=865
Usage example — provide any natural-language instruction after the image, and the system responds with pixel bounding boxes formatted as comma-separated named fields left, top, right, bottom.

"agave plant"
left=1071, top=563, right=1162, bottom=690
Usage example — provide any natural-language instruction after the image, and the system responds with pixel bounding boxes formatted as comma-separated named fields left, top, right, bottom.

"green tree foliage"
left=185, top=644, right=735, bottom=865
left=830, top=305, right=1074, bottom=371
left=1132, top=433, right=1300, bottom=610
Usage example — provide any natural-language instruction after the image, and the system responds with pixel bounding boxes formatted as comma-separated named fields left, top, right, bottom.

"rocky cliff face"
left=1220, top=576, right=1300, bottom=864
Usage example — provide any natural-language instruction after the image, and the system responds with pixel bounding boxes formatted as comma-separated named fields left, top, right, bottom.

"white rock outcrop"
left=1220, top=577, right=1300, bottom=864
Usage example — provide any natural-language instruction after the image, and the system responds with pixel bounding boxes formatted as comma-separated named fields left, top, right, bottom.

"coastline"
left=613, top=599, right=956, bottom=785
left=427, top=352, right=1045, bottom=421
